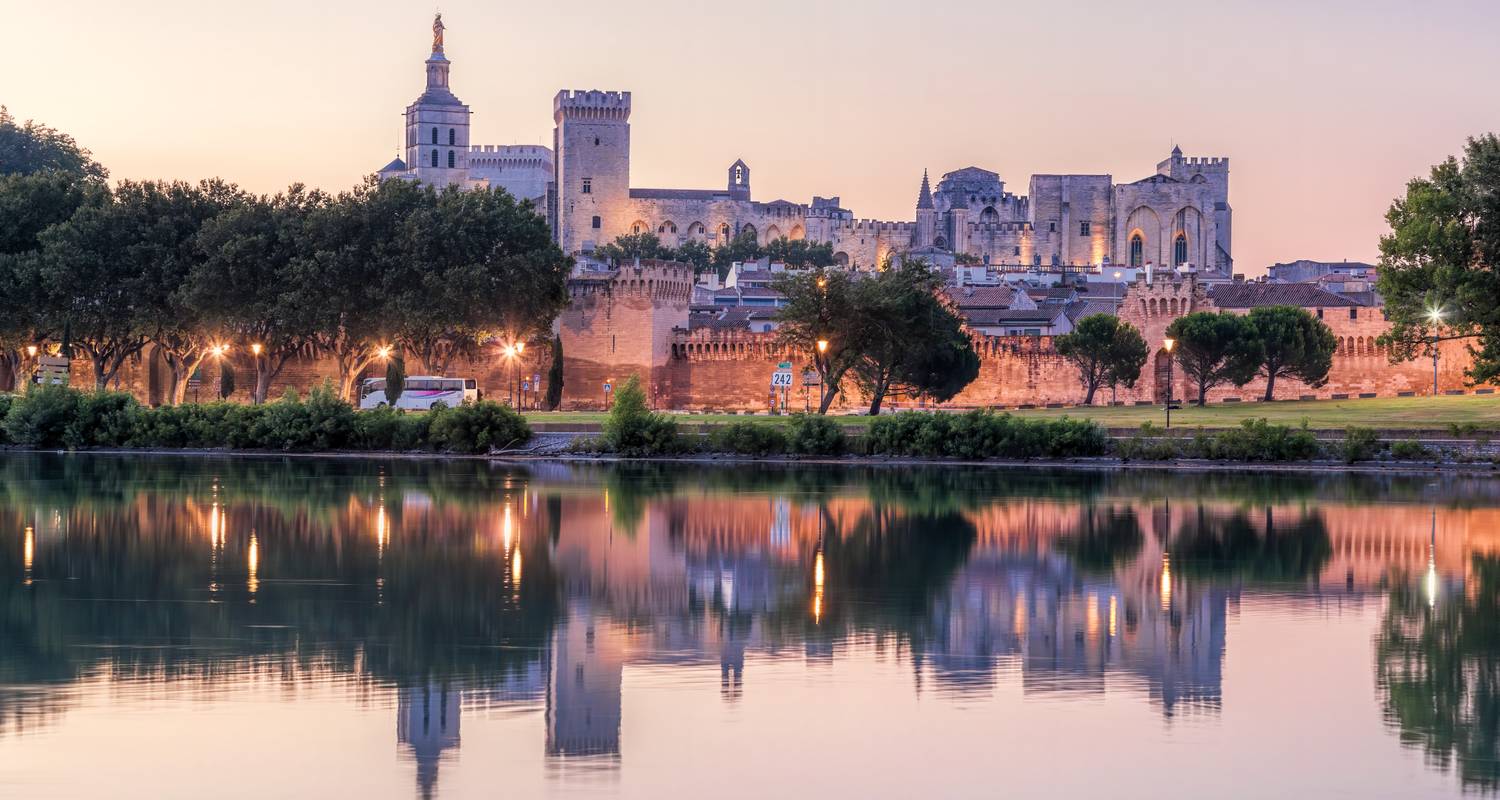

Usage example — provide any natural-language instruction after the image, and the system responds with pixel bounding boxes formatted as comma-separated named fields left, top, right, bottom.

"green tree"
left=386, top=184, right=569, bottom=375
left=1165, top=311, right=1261, bottom=406
left=849, top=262, right=979, bottom=414
left=188, top=187, right=325, bottom=404
left=1054, top=314, right=1149, bottom=405
left=0, top=125, right=108, bottom=387
left=764, top=237, right=836, bottom=269
left=712, top=229, right=763, bottom=277
left=34, top=185, right=155, bottom=389
left=772, top=268, right=862, bottom=413
left=384, top=355, right=406, bottom=406
left=127, top=180, right=246, bottom=404
left=670, top=239, right=713, bottom=273
left=545, top=335, right=564, bottom=410
left=1245, top=305, right=1337, bottom=401
left=291, top=179, right=412, bottom=401
left=0, top=107, right=107, bottom=181
left=594, top=232, right=672, bottom=263
left=1376, top=134, right=1500, bottom=383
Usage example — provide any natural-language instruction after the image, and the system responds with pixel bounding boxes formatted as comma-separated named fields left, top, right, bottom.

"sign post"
left=771, top=365, right=794, bottom=414
left=603, top=381, right=613, bottom=411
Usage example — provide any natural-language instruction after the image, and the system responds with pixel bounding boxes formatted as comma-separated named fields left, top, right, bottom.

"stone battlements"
left=554, top=90, right=632, bottom=122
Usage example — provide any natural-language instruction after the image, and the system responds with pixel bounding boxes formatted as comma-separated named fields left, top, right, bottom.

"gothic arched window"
left=431, top=127, right=438, bottom=145
left=431, top=149, right=439, bottom=168
left=1129, top=233, right=1144, bottom=267
left=448, top=128, right=455, bottom=146
left=1174, top=234, right=1188, bottom=266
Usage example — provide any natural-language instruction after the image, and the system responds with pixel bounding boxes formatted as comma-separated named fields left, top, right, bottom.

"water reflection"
left=2, top=454, right=1499, bottom=797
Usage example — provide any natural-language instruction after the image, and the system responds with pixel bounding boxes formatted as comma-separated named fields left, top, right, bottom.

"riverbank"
left=8, top=445, right=1498, bottom=479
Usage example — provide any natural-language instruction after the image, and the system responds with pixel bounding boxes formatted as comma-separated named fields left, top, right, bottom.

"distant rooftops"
left=1209, top=282, right=1365, bottom=308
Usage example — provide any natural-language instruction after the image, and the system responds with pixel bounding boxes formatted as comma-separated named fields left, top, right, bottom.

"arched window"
left=1174, top=233, right=1188, bottom=266
left=431, top=149, right=439, bottom=168
left=431, top=127, right=438, bottom=145
left=448, top=128, right=455, bottom=146
left=447, top=150, right=455, bottom=168
left=1129, top=233, right=1144, bottom=267
left=719, top=223, right=731, bottom=241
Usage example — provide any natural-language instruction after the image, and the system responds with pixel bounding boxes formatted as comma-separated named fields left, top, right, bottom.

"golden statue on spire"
left=432, top=13, right=445, bottom=53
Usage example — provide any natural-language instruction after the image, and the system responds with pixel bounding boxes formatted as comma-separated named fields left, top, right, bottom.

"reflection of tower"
left=546, top=606, right=623, bottom=759
left=397, top=683, right=461, bottom=800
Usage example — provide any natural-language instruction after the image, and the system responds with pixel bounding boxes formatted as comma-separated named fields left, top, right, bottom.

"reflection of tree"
left=0, top=456, right=561, bottom=736
left=820, top=507, right=976, bottom=623
left=1168, top=506, right=1331, bottom=581
left=1377, top=556, right=1500, bottom=792
left=1055, top=506, right=1143, bottom=572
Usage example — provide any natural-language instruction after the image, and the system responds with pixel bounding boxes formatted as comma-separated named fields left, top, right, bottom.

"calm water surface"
left=1, top=453, right=1497, bottom=799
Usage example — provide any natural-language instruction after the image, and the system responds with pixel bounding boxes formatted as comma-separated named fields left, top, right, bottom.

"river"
left=0, top=453, right=1495, bottom=798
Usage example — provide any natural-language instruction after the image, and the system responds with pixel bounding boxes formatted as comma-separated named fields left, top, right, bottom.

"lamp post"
left=1428, top=307, right=1444, bottom=397
left=502, top=344, right=517, bottom=407
left=815, top=338, right=829, bottom=413
left=1163, top=337, right=1177, bottom=429
left=515, top=341, right=526, bottom=410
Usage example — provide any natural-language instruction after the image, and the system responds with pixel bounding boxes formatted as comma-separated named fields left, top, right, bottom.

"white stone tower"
left=553, top=90, right=632, bottom=255
left=403, top=14, right=472, bottom=187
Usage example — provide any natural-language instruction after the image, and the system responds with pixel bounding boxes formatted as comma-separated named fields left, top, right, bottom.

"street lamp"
left=376, top=345, right=393, bottom=360
left=250, top=343, right=263, bottom=356
left=1427, top=306, right=1445, bottom=397
left=1163, top=337, right=1177, bottom=429
left=25, top=345, right=38, bottom=358
left=815, top=339, right=830, bottom=412
left=515, top=341, right=526, bottom=409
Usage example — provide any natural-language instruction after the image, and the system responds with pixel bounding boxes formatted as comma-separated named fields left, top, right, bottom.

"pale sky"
left=5, top=0, right=1498, bottom=275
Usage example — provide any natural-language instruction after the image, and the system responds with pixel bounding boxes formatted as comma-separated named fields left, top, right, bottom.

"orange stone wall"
left=39, top=272, right=1493, bottom=411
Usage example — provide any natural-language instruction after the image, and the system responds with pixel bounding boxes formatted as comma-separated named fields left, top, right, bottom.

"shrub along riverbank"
left=2, top=381, right=1495, bottom=468
left=0, top=383, right=530, bottom=454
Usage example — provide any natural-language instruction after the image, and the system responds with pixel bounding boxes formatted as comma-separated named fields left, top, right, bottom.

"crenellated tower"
left=554, top=90, right=633, bottom=256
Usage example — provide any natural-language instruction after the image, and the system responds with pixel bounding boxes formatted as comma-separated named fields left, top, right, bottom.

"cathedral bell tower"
left=403, top=14, right=472, bottom=186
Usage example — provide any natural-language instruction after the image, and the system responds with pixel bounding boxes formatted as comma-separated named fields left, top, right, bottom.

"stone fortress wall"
left=53, top=263, right=1487, bottom=412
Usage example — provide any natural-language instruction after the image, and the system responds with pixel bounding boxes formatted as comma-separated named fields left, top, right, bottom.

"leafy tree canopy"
left=1054, top=314, right=1149, bottom=405
left=1245, top=305, right=1337, bottom=401
left=1164, top=311, right=1261, bottom=406
left=0, top=106, right=108, bottom=181
left=1377, top=133, right=1500, bottom=383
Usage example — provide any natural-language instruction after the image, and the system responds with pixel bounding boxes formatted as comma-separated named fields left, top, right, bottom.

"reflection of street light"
left=1163, top=337, right=1177, bottom=429
left=1427, top=306, right=1445, bottom=397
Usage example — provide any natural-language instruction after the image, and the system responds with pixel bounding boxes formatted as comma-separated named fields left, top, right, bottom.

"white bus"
left=360, top=376, right=479, bottom=410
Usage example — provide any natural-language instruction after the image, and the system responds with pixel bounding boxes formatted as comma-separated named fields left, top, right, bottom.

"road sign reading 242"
left=771, top=370, right=794, bottom=388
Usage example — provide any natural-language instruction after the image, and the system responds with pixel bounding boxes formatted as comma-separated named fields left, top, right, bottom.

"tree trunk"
left=816, top=365, right=850, bottom=415
left=1084, top=382, right=1098, bottom=406
left=167, top=352, right=209, bottom=405
left=1197, top=380, right=1208, bottom=407
left=867, top=376, right=890, bottom=416
left=1262, top=372, right=1277, bottom=402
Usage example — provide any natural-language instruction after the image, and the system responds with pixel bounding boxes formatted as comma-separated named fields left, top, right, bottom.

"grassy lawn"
left=525, top=393, right=1500, bottom=431
left=1007, top=393, right=1500, bottom=430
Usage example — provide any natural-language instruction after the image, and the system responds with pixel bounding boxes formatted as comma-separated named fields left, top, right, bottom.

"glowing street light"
left=250, top=343, right=263, bottom=356
left=816, top=339, right=828, bottom=354
left=376, top=345, right=393, bottom=360
left=1427, top=306, right=1445, bottom=397
left=210, top=343, right=229, bottom=358
left=25, top=345, right=38, bottom=358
